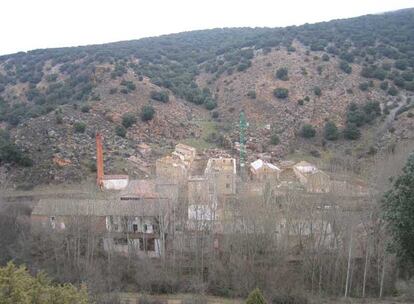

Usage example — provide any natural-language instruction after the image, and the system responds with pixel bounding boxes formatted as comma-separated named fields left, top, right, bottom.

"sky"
left=1, top=0, right=413, bottom=56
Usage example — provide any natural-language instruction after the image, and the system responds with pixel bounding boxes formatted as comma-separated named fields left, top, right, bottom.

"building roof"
left=120, top=179, right=159, bottom=199
left=32, top=198, right=169, bottom=217
left=293, top=161, right=318, bottom=174
left=103, top=175, right=129, bottom=180
left=250, top=159, right=280, bottom=171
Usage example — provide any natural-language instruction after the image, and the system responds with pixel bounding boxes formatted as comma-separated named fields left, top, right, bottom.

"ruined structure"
left=293, top=161, right=331, bottom=193
left=204, top=157, right=237, bottom=196
left=250, top=159, right=281, bottom=182
left=31, top=198, right=170, bottom=258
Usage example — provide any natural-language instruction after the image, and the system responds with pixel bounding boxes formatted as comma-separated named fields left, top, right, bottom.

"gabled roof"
left=32, top=198, right=169, bottom=217
left=294, top=161, right=318, bottom=173
left=251, top=159, right=280, bottom=171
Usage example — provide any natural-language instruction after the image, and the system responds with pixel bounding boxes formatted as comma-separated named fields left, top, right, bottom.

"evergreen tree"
left=246, top=288, right=267, bottom=304
left=324, top=121, right=339, bottom=140
left=343, top=123, right=361, bottom=140
left=0, top=262, right=90, bottom=304
left=382, top=153, right=414, bottom=263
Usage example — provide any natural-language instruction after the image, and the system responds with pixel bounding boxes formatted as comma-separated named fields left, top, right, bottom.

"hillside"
left=1, top=8, right=414, bottom=186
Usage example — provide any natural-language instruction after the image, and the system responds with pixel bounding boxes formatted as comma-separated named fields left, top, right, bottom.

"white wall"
left=103, top=178, right=129, bottom=190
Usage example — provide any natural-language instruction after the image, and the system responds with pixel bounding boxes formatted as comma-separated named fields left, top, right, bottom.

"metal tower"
left=239, top=111, right=247, bottom=169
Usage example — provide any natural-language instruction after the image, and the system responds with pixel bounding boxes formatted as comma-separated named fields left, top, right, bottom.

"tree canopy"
left=0, top=262, right=90, bottom=304
left=382, top=153, right=414, bottom=264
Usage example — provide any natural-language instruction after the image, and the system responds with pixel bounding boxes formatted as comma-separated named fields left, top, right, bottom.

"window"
left=114, top=238, right=128, bottom=245
left=139, top=238, right=155, bottom=251
left=49, top=216, right=56, bottom=229
left=133, top=224, right=138, bottom=233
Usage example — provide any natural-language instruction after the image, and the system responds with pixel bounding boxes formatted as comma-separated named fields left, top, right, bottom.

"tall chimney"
left=96, top=133, right=104, bottom=188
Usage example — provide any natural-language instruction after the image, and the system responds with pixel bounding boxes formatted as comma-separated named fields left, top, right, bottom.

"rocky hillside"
left=1, top=8, right=414, bottom=187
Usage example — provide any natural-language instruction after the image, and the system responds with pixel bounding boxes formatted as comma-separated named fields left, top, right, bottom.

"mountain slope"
left=0, top=8, right=414, bottom=186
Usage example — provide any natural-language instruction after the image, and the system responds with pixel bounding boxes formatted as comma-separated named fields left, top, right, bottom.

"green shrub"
left=324, top=121, right=339, bottom=140
left=339, top=60, right=352, bottom=74
left=270, top=133, right=280, bottom=145
left=247, top=90, right=256, bottom=99
left=273, top=88, right=289, bottom=99
left=297, top=99, right=304, bottom=106
left=276, top=67, right=289, bottom=80
left=115, top=125, right=127, bottom=138
left=74, top=122, right=86, bottom=133
left=122, top=112, right=137, bottom=128
left=300, top=124, right=316, bottom=138
left=109, top=87, right=118, bottom=94
left=205, top=99, right=217, bottom=110
left=343, top=123, right=361, bottom=140
left=394, top=59, right=408, bottom=70
left=141, top=105, right=155, bottom=121
left=304, top=96, right=310, bottom=102
left=0, top=130, right=33, bottom=167
left=380, top=81, right=389, bottom=90
left=322, top=53, right=330, bottom=61
left=359, top=82, right=369, bottom=91
left=150, top=90, right=169, bottom=103
left=81, top=105, right=91, bottom=113
left=313, top=86, right=321, bottom=96
left=388, top=86, right=398, bottom=96
left=246, top=288, right=267, bottom=304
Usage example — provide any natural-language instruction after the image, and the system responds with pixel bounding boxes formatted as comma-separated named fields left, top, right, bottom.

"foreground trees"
left=382, top=153, right=414, bottom=266
left=0, top=262, right=89, bottom=304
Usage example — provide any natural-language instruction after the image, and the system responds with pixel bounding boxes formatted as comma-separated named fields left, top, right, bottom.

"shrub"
left=304, top=96, right=310, bottom=102
left=81, top=105, right=91, bottom=113
left=141, top=105, right=155, bottom=121
left=347, top=107, right=366, bottom=127
left=297, top=99, right=304, bottom=106
left=402, top=71, right=414, bottom=82
left=0, top=130, right=33, bottom=167
left=313, top=86, right=321, bottom=96
left=380, top=81, right=389, bottom=90
left=150, top=90, right=169, bottom=103
left=388, top=86, right=398, bottom=96
left=205, top=99, right=217, bottom=110
left=317, top=66, right=323, bottom=75
left=246, top=288, right=267, bottom=304
left=247, top=90, right=256, bottom=99
left=74, top=122, right=86, bottom=133
left=394, top=59, right=408, bottom=70
left=115, top=125, right=126, bottom=138
left=300, top=124, right=316, bottom=138
left=324, top=121, right=339, bottom=140
left=343, top=123, right=361, bottom=140
left=273, top=88, right=289, bottom=99
left=359, top=82, right=369, bottom=91
left=55, top=114, right=63, bottom=124
left=322, top=53, right=330, bottom=61
left=211, top=111, right=219, bottom=119
left=122, top=112, right=137, bottom=128
left=276, top=67, right=289, bottom=80
left=270, top=133, right=280, bottom=145
left=394, top=77, right=405, bottom=88
left=109, top=87, right=118, bottom=94
left=339, top=60, right=352, bottom=74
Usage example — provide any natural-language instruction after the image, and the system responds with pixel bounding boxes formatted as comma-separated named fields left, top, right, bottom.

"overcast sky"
left=1, top=0, right=413, bottom=56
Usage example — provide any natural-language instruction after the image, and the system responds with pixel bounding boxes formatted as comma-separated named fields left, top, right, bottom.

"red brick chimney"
left=96, top=133, right=104, bottom=189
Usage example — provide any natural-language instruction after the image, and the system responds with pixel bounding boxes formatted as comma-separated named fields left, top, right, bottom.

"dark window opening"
left=114, top=237, right=128, bottom=245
